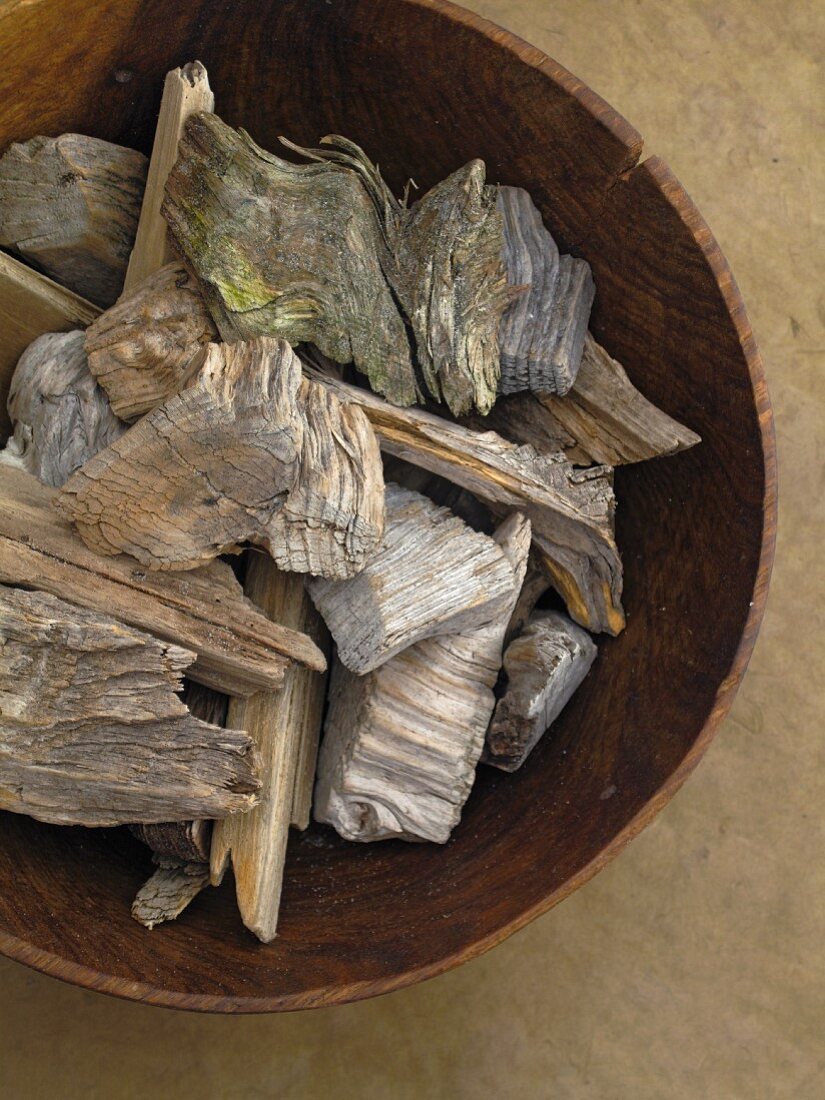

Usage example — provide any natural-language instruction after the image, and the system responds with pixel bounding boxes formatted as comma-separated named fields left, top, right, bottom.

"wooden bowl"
left=0, top=0, right=776, bottom=1012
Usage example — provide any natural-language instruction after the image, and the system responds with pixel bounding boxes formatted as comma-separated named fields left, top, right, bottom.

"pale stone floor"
left=1, top=2, right=821, bottom=1097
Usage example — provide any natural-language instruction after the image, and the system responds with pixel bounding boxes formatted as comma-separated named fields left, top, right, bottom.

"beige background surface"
left=1, top=1, right=822, bottom=1097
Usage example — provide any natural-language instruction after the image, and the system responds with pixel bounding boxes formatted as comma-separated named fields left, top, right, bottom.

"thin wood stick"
left=123, top=61, right=214, bottom=293
left=0, top=252, right=100, bottom=440
left=210, top=554, right=329, bottom=942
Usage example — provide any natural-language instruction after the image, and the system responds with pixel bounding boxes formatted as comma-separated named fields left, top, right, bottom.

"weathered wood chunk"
left=307, top=483, right=517, bottom=674
left=497, top=186, right=595, bottom=397
left=1, top=330, right=125, bottom=487
left=0, top=465, right=326, bottom=696
left=0, top=586, right=260, bottom=827
left=0, top=133, right=147, bottom=306
left=484, top=610, right=597, bottom=771
left=315, top=512, right=531, bottom=843
left=85, top=262, right=218, bottom=420
left=58, top=336, right=384, bottom=578
left=0, top=252, right=101, bottom=439
left=131, top=859, right=211, bottom=930
left=124, top=62, right=215, bottom=293
left=301, top=365, right=624, bottom=635
left=211, top=556, right=330, bottom=942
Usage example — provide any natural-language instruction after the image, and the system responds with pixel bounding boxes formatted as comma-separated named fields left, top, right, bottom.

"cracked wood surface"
left=0, top=586, right=260, bottom=826
left=0, top=464, right=325, bottom=695
left=131, top=860, right=211, bottom=930
left=0, top=133, right=147, bottom=307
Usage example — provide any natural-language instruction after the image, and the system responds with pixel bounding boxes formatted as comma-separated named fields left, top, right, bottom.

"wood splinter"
left=483, top=610, right=597, bottom=772
left=0, top=586, right=260, bottom=827
left=315, top=512, right=531, bottom=844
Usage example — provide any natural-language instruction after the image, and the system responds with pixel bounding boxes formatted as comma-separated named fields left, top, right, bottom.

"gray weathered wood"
left=59, top=336, right=385, bottom=578
left=0, top=586, right=260, bottom=826
left=0, top=330, right=125, bottom=486
left=497, top=186, right=594, bottom=397
left=0, top=464, right=326, bottom=695
left=315, top=512, right=531, bottom=843
left=307, top=483, right=517, bottom=674
left=131, top=860, right=211, bottom=930
left=301, top=365, right=623, bottom=635
left=483, top=610, right=597, bottom=772
left=124, top=62, right=214, bottom=293
left=85, top=262, right=217, bottom=420
left=0, top=133, right=147, bottom=306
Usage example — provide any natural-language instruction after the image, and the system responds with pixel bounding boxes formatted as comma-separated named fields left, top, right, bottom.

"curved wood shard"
left=484, top=610, right=597, bottom=772
left=498, top=186, right=594, bottom=396
left=301, top=365, right=623, bottom=634
left=0, top=133, right=147, bottom=306
left=1, top=330, right=125, bottom=487
left=59, top=337, right=384, bottom=577
left=307, top=483, right=516, bottom=674
left=124, top=61, right=214, bottom=293
left=0, top=586, right=260, bottom=826
left=85, top=262, right=218, bottom=420
left=131, top=860, right=211, bottom=930
left=315, top=512, right=531, bottom=843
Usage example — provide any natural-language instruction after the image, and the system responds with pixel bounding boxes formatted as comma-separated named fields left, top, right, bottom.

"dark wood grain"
left=0, top=0, right=775, bottom=1013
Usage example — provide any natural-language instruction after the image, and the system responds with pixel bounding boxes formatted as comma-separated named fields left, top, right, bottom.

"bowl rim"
left=0, top=0, right=777, bottom=1013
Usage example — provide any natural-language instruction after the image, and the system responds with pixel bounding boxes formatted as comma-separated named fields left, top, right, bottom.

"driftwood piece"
left=131, top=860, right=211, bottom=930
left=0, top=252, right=101, bottom=439
left=302, top=366, right=623, bottom=635
left=0, top=464, right=326, bottom=695
left=85, top=262, right=217, bottom=420
left=498, top=186, right=594, bottom=396
left=505, top=552, right=553, bottom=645
left=124, top=62, right=214, bottom=293
left=211, top=555, right=330, bottom=942
left=0, top=134, right=147, bottom=307
left=0, top=586, right=260, bottom=826
left=307, top=483, right=516, bottom=674
left=483, top=610, right=597, bottom=771
left=58, top=337, right=385, bottom=578
left=163, top=113, right=418, bottom=406
left=0, top=330, right=125, bottom=486
left=315, top=512, right=531, bottom=844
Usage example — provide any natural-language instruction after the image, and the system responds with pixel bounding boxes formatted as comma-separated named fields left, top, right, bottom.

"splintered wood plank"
left=315, top=512, right=530, bottom=844
left=86, top=262, right=217, bottom=420
left=0, top=252, right=101, bottom=440
left=1, top=330, right=126, bottom=486
left=0, top=586, right=260, bottom=826
left=497, top=186, right=594, bottom=396
left=124, top=62, right=214, bottom=292
left=0, top=464, right=326, bottom=695
left=131, top=860, right=211, bottom=930
left=211, top=555, right=330, bottom=942
left=307, top=483, right=517, bottom=674
left=302, top=365, right=623, bottom=635
left=0, top=133, right=147, bottom=306
left=483, top=611, right=597, bottom=772
left=58, top=337, right=385, bottom=578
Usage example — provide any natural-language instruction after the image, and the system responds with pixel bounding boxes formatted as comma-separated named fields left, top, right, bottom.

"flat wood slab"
left=0, top=586, right=260, bottom=827
left=0, top=464, right=326, bottom=696
left=0, top=133, right=147, bottom=306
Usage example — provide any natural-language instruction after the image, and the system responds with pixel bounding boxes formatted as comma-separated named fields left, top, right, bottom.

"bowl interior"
left=0, top=0, right=773, bottom=1011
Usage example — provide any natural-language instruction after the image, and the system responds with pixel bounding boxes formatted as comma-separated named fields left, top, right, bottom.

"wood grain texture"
left=483, top=610, right=597, bottom=772
left=211, top=555, right=330, bottom=942
left=316, top=512, right=530, bottom=844
left=307, top=483, right=516, bottom=674
left=0, top=464, right=326, bottom=695
left=303, top=366, right=623, bottom=635
left=59, top=337, right=385, bottom=578
left=0, top=586, right=260, bottom=826
left=0, top=133, right=147, bottom=307
left=1, top=330, right=125, bottom=487
left=131, top=860, right=211, bottom=929
left=0, top=252, right=101, bottom=441
left=0, top=0, right=774, bottom=1014
left=123, top=62, right=214, bottom=292
left=85, top=262, right=217, bottom=420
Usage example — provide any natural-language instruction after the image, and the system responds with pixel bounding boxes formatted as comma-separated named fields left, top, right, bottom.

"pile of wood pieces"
left=0, top=63, right=699, bottom=942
